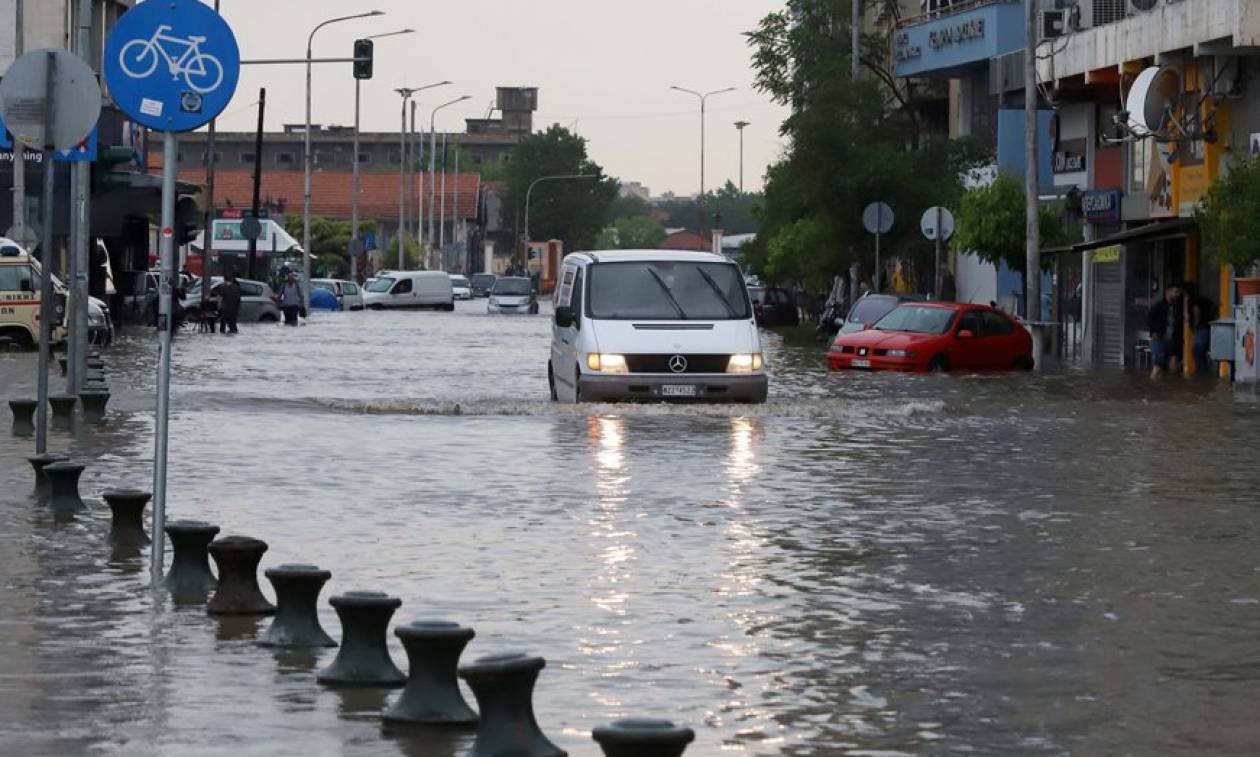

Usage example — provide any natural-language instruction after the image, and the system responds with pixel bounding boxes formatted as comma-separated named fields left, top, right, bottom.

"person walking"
left=1147, top=283, right=1183, bottom=378
left=218, top=271, right=241, bottom=334
left=1185, top=282, right=1215, bottom=376
left=279, top=271, right=303, bottom=327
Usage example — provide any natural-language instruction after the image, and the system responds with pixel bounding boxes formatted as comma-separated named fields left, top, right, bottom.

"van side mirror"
left=957, top=329, right=975, bottom=339
left=554, top=306, right=574, bottom=328
left=19, top=278, right=32, bottom=292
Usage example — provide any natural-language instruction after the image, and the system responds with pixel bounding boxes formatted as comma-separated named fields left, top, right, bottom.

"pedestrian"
left=1147, top=283, right=1183, bottom=378
left=218, top=271, right=241, bottom=334
left=1185, top=282, right=1215, bottom=376
left=278, top=271, right=303, bottom=327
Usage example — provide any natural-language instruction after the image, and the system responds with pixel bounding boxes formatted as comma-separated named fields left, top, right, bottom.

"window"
left=570, top=269, right=583, bottom=328
left=387, top=151, right=401, bottom=165
left=392, top=278, right=413, bottom=295
left=201, top=151, right=222, bottom=166
left=240, top=282, right=265, bottom=297
left=366, top=278, right=395, bottom=293
left=313, top=150, right=327, bottom=165
left=958, top=311, right=983, bottom=335
left=343, top=282, right=358, bottom=295
left=587, top=261, right=750, bottom=321
left=981, top=311, right=1015, bottom=336
left=240, top=152, right=256, bottom=164
left=357, top=153, right=372, bottom=164
left=275, top=152, right=296, bottom=166
left=875, top=306, right=957, bottom=335
left=0, top=264, right=33, bottom=291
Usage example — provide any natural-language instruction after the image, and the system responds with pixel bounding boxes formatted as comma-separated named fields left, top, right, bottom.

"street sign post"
left=104, top=0, right=240, bottom=585
left=862, top=201, right=894, bottom=291
left=920, top=206, right=955, bottom=299
left=0, top=49, right=101, bottom=456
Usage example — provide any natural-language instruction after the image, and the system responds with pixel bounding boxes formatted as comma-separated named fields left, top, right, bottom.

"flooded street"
left=2, top=302, right=1260, bottom=756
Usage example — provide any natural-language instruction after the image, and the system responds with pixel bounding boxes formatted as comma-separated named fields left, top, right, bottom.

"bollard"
left=102, top=489, right=151, bottom=546
left=10, top=399, right=36, bottom=436
left=58, top=356, right=67, bottom=376
left=79, top=390, right=110, bottom=424
left=43, top=461, right=87, bottom=516
left=28, top=453, right=69, bottom=498
left=592, top=719, right=696, bottom=757
left=459, top=653, right=566, bottom=757
left=206, top=536, right=275, bottom=616
left=316, top=591, right=405, bottom=687
left=48, top=394, right=76, bottom=430
left=382, top=621, right=478, bottom=726
left=159, top=520, right=220, bottom=600
left=258, top=564, right=336, bottom=647
left=86, top=357, right=105, bottom=370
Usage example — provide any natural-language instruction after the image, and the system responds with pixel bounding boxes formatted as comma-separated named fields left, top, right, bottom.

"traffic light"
left=353, top=39, right=374, bottom=80
left=91, top=145, right=136, bottom=193
left=174, top=197, right=201, bottom=245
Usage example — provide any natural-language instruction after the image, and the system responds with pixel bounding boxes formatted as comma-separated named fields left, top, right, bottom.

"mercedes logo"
left=668, top=354, right=688, bottom=373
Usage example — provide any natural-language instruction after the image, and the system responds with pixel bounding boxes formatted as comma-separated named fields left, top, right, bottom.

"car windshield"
left=492, top=278, right=532, bottom=296
left=471, top=274, right=495, bottom=287
left=875, top=305, right=956, bottom=335
left=587, top=260, right=750, bottom=320
left=848, top=296, right=900, bottom=324
left=366, top=277, right=396, bottom=293
left=450, top=276, right=469, bottom=287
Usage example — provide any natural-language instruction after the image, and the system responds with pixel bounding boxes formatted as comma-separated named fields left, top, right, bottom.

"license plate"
left=851, top=359, right=871, bottom=368
left=661, top=384, right=698, bottom=397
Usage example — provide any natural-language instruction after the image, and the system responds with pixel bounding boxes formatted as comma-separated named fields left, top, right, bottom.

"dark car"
left=753, top=286, right=800, bottom=327
left=470, top=273, right=497, bottom=298
left=838, top=293, right=926, bottom=335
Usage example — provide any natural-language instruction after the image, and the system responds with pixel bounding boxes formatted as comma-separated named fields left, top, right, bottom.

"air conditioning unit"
left=1073, top=0, right=1128, bottom=29
left=1128, top=0, right=1159, bottom=11
left=1041, top=9, right=1067, bottom=38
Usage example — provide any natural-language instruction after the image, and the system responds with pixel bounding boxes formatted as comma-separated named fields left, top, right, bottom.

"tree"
left=282, top=214, right=380, bottom=278
left=595, top=216, right=667, bottom=250
left=504, top=125, right=619, bottom=252
left=1197, top=154, right=1260, bottom=272
left=952, top=173, right=1066, bottom=273
left=651, top=183, right=762, bottom=235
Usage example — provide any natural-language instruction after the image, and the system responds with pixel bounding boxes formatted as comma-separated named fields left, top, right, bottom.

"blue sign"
left=103, top=0, right=240, bottom=133
left=0, top=111, right=97, bottom=162
left=363, top=232, right=378, bottom=251
left=1082, top=189, right=1122, bottom=223
left=892, top=3, right=1024, bottom=78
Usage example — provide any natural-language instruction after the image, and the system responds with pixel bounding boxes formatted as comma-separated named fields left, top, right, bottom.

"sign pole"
left=34, top=51, right=58, bottom=455
left=935, top=206, right=943, bottom=299
left=151, top=131, right=176, bottom=583
left=874, top=205, right=882, bottom=293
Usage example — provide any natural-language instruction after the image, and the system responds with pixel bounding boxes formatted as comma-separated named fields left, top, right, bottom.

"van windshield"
left=366, top=277, right=395, bottom=293
left=587, top=260, right=750, bottom=320
left=492, top=278, right=532, bottom=296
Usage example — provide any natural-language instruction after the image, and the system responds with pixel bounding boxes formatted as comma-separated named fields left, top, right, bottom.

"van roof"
left=564, top=249, right=733, bottom=265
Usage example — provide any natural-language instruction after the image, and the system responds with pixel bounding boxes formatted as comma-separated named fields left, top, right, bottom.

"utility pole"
left=200, top=0, right=222, bottom=301
left=12, top=0, right=25, bottom=258
left=351, top=75, right=361, bottom=281
left=409, top=99, right=417, bottom=242
left=439, top=131, right=447, bottom=250
left=395, top=87, right=416, bottom=270
left=428, top=94, right=468, bottom=263
left=734, top=121, right=750, bottom=193
left=452, top=142, right=460, bottom=271
left=1024, top=0, right=1042, bottom=368
left=68, top=0, right=92, bottom=396
left=246, top=90, right=265, bottom=281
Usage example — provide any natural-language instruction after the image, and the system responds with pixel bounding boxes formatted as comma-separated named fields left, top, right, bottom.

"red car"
left=827, top=302, right=1033, bottom=372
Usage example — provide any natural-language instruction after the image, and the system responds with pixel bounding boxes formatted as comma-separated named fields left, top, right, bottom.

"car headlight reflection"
left=587, top=353, right=628, bottom=373
left=726, top=353, right=764, bottom=373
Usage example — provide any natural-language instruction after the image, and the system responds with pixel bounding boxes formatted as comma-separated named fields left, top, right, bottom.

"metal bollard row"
left=102, top=489, right=151, bottom=546
left=383, top=620, right=478, bottom=726
left=259, top=564, right=336, bottom=648
left=160, top=520, right=220, bottom=602
left=9, top=399, right=36, bottom=436
left=44, top=461, right=87, bottom=518
left=317, top=590, right=405, bottom=687
left=207, top=536, right=275, bottom=616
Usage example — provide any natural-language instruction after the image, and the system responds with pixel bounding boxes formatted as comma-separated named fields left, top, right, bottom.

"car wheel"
left=259, top=313, right=278, bottom=323
left=1014, top=355, right=1034, bottom=370
left=928, top=355, right=950, bottom=373
left=548, top=363, right=558, bottom=401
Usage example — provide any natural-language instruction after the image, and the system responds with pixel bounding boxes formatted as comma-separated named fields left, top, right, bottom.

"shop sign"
left=1053, top=138, right=1087, bottom=174
left=893, top=32, right=922, bottom=62
left=929, top=18, right=985, bottom=49
left=1091, top=245, right=1121, bottom=264
left=1081, top=190, right=1120, bottom=222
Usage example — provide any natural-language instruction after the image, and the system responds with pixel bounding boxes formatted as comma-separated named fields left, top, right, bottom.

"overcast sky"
left=211, top=0, right=791, bottom=196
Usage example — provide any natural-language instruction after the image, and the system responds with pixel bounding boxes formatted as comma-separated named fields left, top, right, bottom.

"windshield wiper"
left=696, top=267, right=738, bottom=318
left=647, top=268, right=688, bottom=319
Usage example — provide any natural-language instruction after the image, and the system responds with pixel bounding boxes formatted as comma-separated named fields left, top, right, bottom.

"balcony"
left=892, top=0, right=1026, bottom=78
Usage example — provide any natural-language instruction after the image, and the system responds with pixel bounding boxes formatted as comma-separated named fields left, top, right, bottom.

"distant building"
left=619, top=181, right=650, bottom=201
left=660, top=229, right=711, bottom=252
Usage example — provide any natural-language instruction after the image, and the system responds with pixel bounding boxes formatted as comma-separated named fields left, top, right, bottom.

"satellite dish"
left=1125, top=66, right=1181, bottom=138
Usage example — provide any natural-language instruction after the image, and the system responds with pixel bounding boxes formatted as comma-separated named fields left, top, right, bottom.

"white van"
left=362, top=271, right=454, bottom=311
left=549, top=250, right=768, bottom=403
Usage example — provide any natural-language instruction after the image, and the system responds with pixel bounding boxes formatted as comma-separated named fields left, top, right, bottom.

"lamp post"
left=428, top=94, right=470, bottom=268
left=734, top=120, right=750, bottom=194
left=402, top=81, right=451, bottom=270
left=670, top=85, right=734, bottom=237
left=352, top=29, right=414, bottom=282
left=305, top=9, right=384, bottom=308
left=524, top=174, right=597, bottom=265
left=395, top=87, right=418, bottom=270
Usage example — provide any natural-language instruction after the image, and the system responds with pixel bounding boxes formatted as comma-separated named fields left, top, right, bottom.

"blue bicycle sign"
left=118, top=25, right=225, bottom=94
left=104, top=0, right=239, bottom=133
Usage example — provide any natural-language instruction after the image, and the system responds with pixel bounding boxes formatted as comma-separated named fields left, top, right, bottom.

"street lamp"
left=524, top=174, right=597, bottom=265
left=395, top=87, right=419, bottom=270
left=734, top=120, right=750, bottom=194
left=670, top=85, right=734, bottom=238
left=351, top=28, right=414, bottom=282
left=428, top=94, right=471, bottom=268
left=304, top=9, right=384, bottom=309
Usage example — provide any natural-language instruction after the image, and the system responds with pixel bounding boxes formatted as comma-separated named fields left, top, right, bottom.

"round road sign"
left=240, top=216, right=263, bottom=241
left=862, top=202, right=894, bottom=235
left=920, top=206, right=956, bottom=242
left=0, top=49, right=101, bottom=151
left=103, top=0, right=240, bottom=133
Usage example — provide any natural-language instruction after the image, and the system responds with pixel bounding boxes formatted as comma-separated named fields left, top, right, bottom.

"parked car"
left=753, top=286, right=799, bottom=327
left=362, top=271, right=455, bottom=310
left=549, top=250, right=767, bottom=403
left=487, top=276, right=539, bottom=314
left=470, top=273, right=497, bottom=298
left=838, top=293, right=926, bottom=336
left=183, top=277, right=282, bottom=322
left=87, top=296, right=113, bottom=346
left=450, top=274, right=472, bottom=300
left=827, top=302, right=1033, bottom=372
left=0, top=239, right=111, bottom=349
left=310, top=278, right=365, bottom=311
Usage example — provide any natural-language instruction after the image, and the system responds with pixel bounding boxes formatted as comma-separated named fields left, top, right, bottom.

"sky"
left=210, top=0, right=792, bottom=196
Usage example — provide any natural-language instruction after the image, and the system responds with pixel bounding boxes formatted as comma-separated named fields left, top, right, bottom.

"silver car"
left=183, top=277, right=282, bottom=322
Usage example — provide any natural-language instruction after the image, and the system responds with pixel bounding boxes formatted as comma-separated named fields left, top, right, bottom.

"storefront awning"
left=1063, top=218, right=1196, bottom=254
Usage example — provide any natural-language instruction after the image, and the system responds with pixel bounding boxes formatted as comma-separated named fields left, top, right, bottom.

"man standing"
left=218, top=271, right=241, bottom=334
left=1147, top=283, right=1183, bottom=378
left=279, top=271, right=303, bottom=327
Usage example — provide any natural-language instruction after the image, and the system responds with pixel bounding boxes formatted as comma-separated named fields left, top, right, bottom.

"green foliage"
left=608, top=193, right=652, bottom=221
left=652, top=182, right=762, bottom=235
left=282, top=214, right=379, bottom=278
left=504, top=125, right=620, bottom=251
left=952, top=173, right=1067, bottom=273
left=595, top=216, right=667, bottom=250
left=380, top=234, right=423, bottom=270
left=1197, top=155, right=1260, bottom=270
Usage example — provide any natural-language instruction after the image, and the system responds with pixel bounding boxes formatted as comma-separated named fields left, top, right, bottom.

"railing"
left=895, top=0, right=1020, bottom=30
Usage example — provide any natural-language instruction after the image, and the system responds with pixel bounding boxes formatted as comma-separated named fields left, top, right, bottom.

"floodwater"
left=2, top=301, right=1259, bottom=756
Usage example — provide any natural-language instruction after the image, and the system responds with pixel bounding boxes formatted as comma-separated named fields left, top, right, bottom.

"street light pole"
left=734, top=120, right=750, bottom=194
left=305, top=10, right=384, bottom=309
left=524, top=174, right=597, bottom=263
left=428, top=94, right=469, bottom=266
left=670, top=86, right=734, bottom=238
left=395, top=87, right=417, bottom=270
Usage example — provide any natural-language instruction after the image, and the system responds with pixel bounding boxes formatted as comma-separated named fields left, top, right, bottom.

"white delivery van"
left=362, top=271, right=454, bottom=311
left=548, top=250, right=768, bottom=403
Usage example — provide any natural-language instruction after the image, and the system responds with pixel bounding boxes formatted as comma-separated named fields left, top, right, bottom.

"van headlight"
left=587, top=353, right=628, bottom=373
left=727, top=353, right=764, bottom=373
